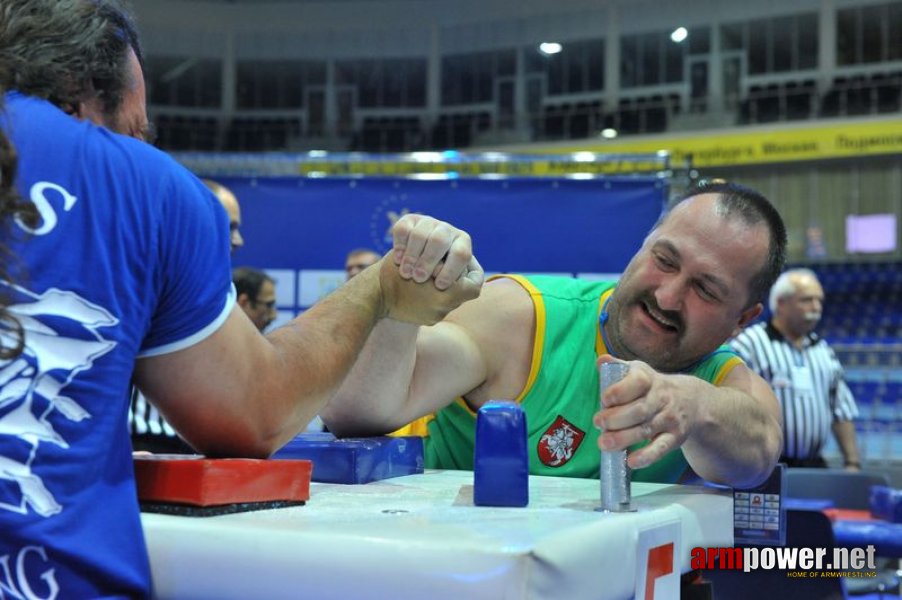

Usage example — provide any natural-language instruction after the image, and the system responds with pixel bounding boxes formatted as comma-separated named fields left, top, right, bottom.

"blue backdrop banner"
left=212, top=175, right=667, bottom=316
left=222, top=175, right=667, bottom=274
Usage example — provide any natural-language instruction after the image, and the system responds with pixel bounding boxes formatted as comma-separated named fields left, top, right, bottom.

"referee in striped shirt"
left=729, top=268, right=861, bottom=470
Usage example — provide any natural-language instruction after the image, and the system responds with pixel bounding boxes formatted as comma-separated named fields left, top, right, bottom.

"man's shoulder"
left=7, top=92, right=190, bottom=189
left=511, top=274, right=615, bottom=296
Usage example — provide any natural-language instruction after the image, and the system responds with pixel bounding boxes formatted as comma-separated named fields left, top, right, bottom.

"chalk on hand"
left=474, top=400, right=529, bottom=507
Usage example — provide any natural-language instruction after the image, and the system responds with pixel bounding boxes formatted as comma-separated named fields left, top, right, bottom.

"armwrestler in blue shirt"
left=0, top=1, right=483, bottom=596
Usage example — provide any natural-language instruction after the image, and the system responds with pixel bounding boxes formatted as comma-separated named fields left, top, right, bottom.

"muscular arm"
left=597, top=358, right=783, bottom=488
left=321, top=277, right=534, bottom=437
left=134, top=215, right=482, bottom=458
left=679, top=365, right=783, bottom=486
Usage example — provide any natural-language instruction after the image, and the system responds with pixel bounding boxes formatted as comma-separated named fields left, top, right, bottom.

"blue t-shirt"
left=0, top=93, right=234, bottom=598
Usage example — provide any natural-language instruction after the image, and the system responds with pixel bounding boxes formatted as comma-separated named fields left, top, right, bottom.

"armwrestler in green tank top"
left=410, top=275, right=745, bottom=483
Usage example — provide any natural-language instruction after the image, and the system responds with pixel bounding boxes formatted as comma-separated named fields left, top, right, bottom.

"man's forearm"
left=832, top=420, right=860, bottom=467
left=179, top=265, right=390, bottom=457
left=320, top=318, right=420, bottom=437
left=682, top=380, right=782, bottom=488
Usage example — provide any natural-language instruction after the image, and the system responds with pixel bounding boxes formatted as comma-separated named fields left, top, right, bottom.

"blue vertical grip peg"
left=473, top=400, right=529, bottom=507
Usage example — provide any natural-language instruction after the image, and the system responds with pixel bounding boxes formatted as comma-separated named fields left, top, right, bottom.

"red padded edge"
left=134, top=455, right=312, bottom=506
left=822, top=508, right=873, bottom=522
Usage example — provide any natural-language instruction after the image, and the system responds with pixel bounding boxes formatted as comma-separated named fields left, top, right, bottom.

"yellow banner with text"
left=530, top=119, right=902, bottom=167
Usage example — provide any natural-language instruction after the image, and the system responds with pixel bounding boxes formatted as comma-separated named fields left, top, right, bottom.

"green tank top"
left=422, top=275, right=744, bottom=483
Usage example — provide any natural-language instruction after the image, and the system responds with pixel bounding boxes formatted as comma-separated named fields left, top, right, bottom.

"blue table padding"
left=272, top=433, right=424, bottom=484
left=833, top=519, right=902, bottom=558
left=474, top=401, right=529, bottom=507
left=784, top=498, right=835, bottom=511
left=870, top=485, right=902, bottom=523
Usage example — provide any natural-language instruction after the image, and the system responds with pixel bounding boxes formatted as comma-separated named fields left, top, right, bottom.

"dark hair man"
left=323, top=182, right=788, bottom=490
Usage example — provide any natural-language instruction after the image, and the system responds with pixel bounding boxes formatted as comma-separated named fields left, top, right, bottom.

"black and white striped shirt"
left=128, top=386, right=176, bottom=438
left=729, top=321, right=859, bottom=461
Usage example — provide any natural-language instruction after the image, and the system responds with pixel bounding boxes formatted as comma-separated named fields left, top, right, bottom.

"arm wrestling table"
left=141, top=470, right=733, bottom=600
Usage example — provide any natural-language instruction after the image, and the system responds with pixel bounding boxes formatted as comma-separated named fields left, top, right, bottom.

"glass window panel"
left=861, top=4, right=884, bottom=63
left=383, top=60, right=403, bottom=107
left=441, top=56, right=459, bottom=105
left=665, top=36, right=683, bottom=83
left=587, top=41, right=605, bottom=90
left=772, top=16, right=794, bottom=72
left=798, top=14, right=818, bottom=69
left=476, top=54, right=493, bottom=102
left=350, top=59, right=378, bottom=107
left=406, top=60, right=426, bottom=107
left=459, top=56, right=476, bottom=104
left=640, top=32, right=661, bottom=86
left=497, top=49, right=516, bottom=76
left=721, top=23, right=744, bottom=51
left=620, top=35, right=639, bottom=88
left=197, top=60, right=222, bottom=108
left=335, top=61, right=356, bottom=86
left=568, top=46, right=585, bottom=93
left=547, top=51, right=565, bottom=95
left=307, top=61, right=327, bottom=86
left=524, top=46, right=546, bottom=73
left=836, top=8, right=859, bottom=66
left=147, top=56, right=181, bottom=105
left=748, top=18, right=768, bottom=74
left=236, top=62, right=256, bottom=108
left=890, top=3, right=902, bottom=61
left=688, top=26, right=710, bottom=55
left=257, top=64, right=279, bottom=108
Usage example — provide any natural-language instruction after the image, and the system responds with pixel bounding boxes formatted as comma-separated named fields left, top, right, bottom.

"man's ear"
left=733, top=302, right=763, bottom=337
left=72, top=94, right=105, bottom=126
left=236, top=293, right=253, bottom=309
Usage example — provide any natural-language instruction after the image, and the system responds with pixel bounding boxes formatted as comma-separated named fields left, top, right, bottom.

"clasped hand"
left=379, top=214, right=484, bottom=325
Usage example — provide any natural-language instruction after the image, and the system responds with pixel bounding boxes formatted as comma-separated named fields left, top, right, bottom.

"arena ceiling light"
left=670, top=27, right=688, bottom=43
left=538, top=42, right=563, bottom=55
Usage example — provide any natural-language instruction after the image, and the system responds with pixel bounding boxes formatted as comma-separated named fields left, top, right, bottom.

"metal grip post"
left=599, top=362, right=632, bottom=512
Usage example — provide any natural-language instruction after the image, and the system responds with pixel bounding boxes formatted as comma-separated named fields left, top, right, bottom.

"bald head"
left=203, top=179, right=243, bottom=252
left=769, top=268, right=824, bottom=342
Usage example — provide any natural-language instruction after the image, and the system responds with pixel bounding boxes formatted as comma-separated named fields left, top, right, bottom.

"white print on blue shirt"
left=0, top=284, right=117, bottom=517
left=0, top=544, right=59, bottom=600
left=15, top=181, right=78, bottom=236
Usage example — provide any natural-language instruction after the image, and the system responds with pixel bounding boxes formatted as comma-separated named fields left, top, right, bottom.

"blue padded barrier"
left=272, top=432, right=424, bottom=484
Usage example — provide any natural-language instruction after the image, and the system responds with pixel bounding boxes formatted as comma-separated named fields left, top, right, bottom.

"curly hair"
left=0, top=0, right=142, bottom=119
left=0, top=99, right=38, bottom=360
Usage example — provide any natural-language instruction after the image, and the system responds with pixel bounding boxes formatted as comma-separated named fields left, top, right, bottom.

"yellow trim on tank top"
left=713, top=355, right=743, bottom=386
left=390, top=273, right=549, bottom=435
left=595, top=288, right=616, bottom=356
left=388, top=414, right=434, bottom=437
left=489, top=274, right=547, bottom=403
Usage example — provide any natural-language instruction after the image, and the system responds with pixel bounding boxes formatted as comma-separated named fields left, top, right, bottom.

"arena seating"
left=805, top=261, right=902, bottom=465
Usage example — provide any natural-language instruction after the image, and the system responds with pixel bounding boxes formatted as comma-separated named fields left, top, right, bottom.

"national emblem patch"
left=537, top=415, right=585, bottom=467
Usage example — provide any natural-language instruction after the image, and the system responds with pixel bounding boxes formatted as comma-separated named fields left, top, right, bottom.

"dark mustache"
left=640, top=294, right=683, bottom=332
